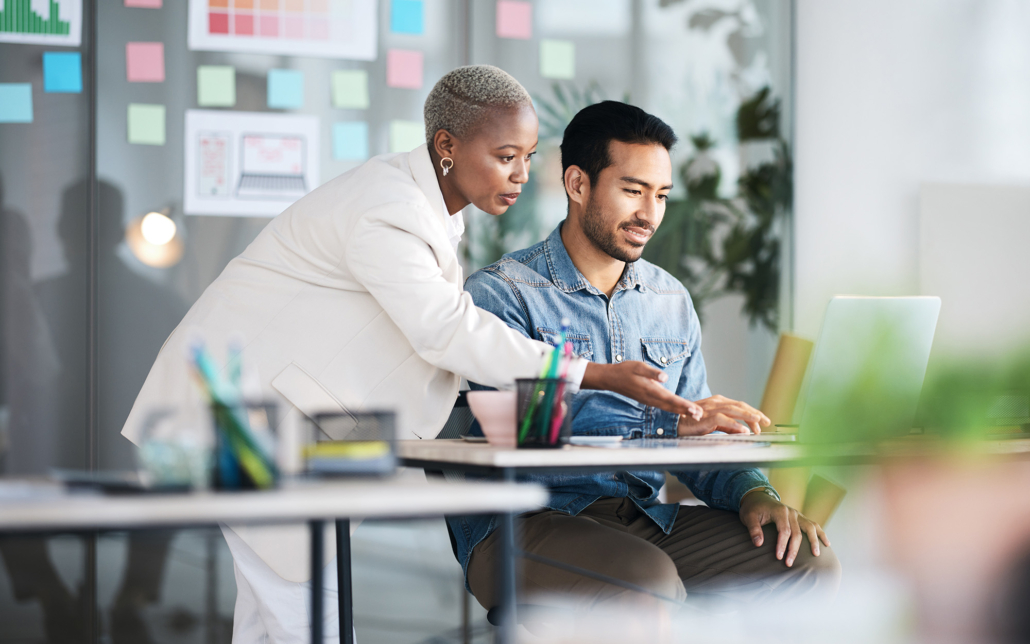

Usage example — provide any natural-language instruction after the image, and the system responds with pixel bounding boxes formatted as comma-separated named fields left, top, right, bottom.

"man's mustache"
left=619, top=219, right=655, bottom=234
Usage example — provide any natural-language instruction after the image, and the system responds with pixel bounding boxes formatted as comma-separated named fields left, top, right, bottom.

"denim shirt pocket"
left=537, top=327, right=593, bottom=360
left=640, top=338, right=690, bottom=369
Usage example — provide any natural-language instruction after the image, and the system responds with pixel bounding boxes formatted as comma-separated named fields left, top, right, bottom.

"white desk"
left=0, top=478, right=547, bottom=644
left=398, top=437, right=810, bottom=473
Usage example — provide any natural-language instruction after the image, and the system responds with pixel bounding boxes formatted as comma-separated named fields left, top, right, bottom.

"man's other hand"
left=677, top=395, right=770, bottom=435
left=582, top=361, right=703, bottom=420
left=739, top=489, right=830, bottom=567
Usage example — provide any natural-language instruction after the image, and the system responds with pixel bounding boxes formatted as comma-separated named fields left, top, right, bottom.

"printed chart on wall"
left=187, top=0, right=377, bottom=60
left=184, top=110, right=320, bottom=217
left=0, top=0, right=82, bottom=46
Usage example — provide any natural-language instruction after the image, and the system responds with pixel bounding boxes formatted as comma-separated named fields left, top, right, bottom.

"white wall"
left=794, top=0, right=1030, bottom=339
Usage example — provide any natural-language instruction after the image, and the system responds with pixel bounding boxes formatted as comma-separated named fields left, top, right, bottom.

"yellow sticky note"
left=540, top=40, right=575, bottom=80
left=389, top=120, right=424, bottom=153
left=198, top=65, right=236, bottom=107
left=128, top=104, right=165, bottom=145
left=331, top=69, right=369, bottom=109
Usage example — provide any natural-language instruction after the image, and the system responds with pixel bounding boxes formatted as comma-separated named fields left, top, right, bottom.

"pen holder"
left=516, top=378, right=572, bottom=448
left=211, top=400, right=279, bottom=491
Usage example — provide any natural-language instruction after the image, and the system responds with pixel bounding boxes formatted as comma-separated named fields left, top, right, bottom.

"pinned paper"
left=0, top=84, right=33, bottom=123
left=391, top=0, right=424, bottom=35
left=267, top=69, right=304, bottom=109
left=331, top=70, right=369, bottom=109
left=540, top=40, right=575, bottom=79
left=332, top=122, right=369, bottom=160
left=125, top=0, right=163, bottom=7
left=197, top=65, right=236, bottom=107
left=43, top=52, right=82, bottom=93
left=386, top=49, right=423, bottom=89
left=126, top=42, right=165, bottom=83
left=128, top=103, right=166, bottom=145
left=496, top=1, right=532, bottom=39
left=389, top=120, right=424, bottom=153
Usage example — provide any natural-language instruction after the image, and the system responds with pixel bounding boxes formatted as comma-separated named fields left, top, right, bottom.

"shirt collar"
left=408, top=143, right=450, bottom=229
left=543, top=223, right=645, bottom=295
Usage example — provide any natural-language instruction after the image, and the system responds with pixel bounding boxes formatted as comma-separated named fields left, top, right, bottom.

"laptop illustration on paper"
left=236, top=133, right=308, bottom=200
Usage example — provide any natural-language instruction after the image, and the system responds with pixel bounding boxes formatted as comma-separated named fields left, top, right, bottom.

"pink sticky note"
left=386, top=49, right=423, bottom=90
left=125, top=0, right=163, bottom=7
left=126, top=42, right=165, bottom=83
left=496, top=1, right=532, bottom=39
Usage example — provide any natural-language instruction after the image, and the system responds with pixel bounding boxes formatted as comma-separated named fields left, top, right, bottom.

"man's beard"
left=581, top=197, right=654, bottom=264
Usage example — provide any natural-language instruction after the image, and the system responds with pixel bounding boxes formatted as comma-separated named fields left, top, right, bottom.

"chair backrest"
left=435, top=391, right=474, bottom=440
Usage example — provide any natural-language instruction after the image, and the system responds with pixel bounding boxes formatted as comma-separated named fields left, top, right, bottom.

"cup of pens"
left=516, top=378, right=573, bottom=448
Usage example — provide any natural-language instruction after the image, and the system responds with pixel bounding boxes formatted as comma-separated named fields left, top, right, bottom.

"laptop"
left=796, top=296, right=941, bottom=444
left=236, top=133, right=308, bottom=200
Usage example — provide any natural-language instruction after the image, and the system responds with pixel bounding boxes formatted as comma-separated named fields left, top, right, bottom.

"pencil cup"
left=516, top=378, right=573, bottom=448
left=211, top=400, right=279, bottom=490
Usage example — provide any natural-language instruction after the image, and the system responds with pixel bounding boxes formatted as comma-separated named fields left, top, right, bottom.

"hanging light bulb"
left=140, top=211, right=177, bottom=246
left=126, top=207, right=184, bottom=268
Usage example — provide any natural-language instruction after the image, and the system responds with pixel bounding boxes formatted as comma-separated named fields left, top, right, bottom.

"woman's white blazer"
left=121, top=144, right=550, bottom=581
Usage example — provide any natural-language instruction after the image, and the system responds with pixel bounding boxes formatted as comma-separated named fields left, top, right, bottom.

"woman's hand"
left=581, top=361, right=703, bottom=420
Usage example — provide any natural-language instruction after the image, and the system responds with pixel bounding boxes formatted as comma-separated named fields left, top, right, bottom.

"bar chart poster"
left=0, top=0, right=82, bottom=46
left=187, top=0, right=377, bottom=61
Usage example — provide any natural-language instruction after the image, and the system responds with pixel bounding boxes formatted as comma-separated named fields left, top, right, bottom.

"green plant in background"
left=643, top=86, right=791, bottom=331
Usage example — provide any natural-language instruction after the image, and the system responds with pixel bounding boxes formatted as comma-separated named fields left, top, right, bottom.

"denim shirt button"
left=615, top=354, right=623, bottom=362
left=656, top=428, right=664, bottom=436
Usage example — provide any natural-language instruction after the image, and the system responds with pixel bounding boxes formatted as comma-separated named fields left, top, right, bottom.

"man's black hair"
left=560, top=100, right=677, bottom=186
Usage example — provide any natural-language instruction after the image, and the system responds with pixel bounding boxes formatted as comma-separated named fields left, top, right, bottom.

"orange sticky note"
left=386, top=49, right=423, bottom=90
left=496, top=1, right=531, bottom=39
left=126, top=42, right=165, bottom=83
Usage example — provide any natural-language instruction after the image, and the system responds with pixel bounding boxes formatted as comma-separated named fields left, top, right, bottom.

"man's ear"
left=433, top=129, right=457, bottom=159
left=564, top=165, right=589, bottom=207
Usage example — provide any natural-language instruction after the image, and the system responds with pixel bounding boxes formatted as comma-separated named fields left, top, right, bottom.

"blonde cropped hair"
left=423, top=65, right=533, bottom=144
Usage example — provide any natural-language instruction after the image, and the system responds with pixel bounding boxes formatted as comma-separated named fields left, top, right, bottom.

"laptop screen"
left=241, top=134, right=304, bottom=177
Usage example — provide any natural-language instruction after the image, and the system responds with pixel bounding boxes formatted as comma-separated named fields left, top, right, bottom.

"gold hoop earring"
left=441, top=157, right=454, bottom=177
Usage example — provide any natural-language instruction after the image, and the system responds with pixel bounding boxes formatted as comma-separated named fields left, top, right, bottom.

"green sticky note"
left=127, top=103, right=166, bottom=145
left=540, top=40, right=575, bottom=80
left=389, top=120, right=425, bottom=153
left=198, top=65, right=236, bottom=107
left=331, top=69, right=369, bottom=109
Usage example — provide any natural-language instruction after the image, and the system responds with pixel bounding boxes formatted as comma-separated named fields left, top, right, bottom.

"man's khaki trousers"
left=467, top=497, right=841, bottom=611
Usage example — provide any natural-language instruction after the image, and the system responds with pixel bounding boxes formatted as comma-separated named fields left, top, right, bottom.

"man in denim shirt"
left=449, top=102, right=840, bottom=613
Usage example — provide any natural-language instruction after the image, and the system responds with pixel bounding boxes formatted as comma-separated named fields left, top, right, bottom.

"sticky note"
left=389, top=120, right=424, bottom=153
left=391, top=0, right=424, bottom=35
left=540, top=40, right=575, bottom=79
left=333, top=122, right=369, bottom=160
left=125, top=0, right=162, bottom=7
left=331, top=70, right=369, bottom=109
left=197, top=65, right=236, bottom=107
left=496, top=1, right=532, bottom=39
left=127, top=103, right=166, bottom=145
left=0, top=84, right=33, bottom=123
left=43, top=52, right=82, bottom=93
left=126, top=42, right=165, bottom=83
left=268, top=69, right=304, bottom=109
left=386, top=49, right=423, bottom=89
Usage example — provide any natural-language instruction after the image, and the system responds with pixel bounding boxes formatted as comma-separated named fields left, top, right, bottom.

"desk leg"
left=336, top=520, right=354, bottom=644
left=496, top=467, right=517, bottom=644
left=310, top=520, right=324, bottom=644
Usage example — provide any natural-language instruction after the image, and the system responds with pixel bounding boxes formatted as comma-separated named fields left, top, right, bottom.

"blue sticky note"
left=333, top=122, right=369, bottom=160
left=43, top=52, right=82, bottom=93
left=391, top=0, right=424, bottom=35
left=0, top=84, right=33, bottom=123
left=267, top=69, right=304, bottom=109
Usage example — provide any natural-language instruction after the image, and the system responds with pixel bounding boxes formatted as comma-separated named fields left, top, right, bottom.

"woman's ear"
left=564, top=165, right=589, bottom=206
left=432, top=129, right=457, bottom=160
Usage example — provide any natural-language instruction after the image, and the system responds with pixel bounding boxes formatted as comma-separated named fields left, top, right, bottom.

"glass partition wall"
left=0, top=1, right=793, bottom=641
